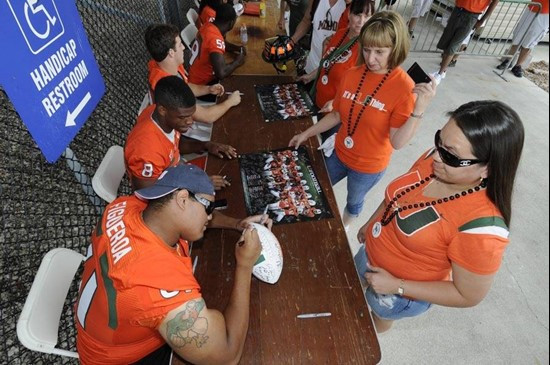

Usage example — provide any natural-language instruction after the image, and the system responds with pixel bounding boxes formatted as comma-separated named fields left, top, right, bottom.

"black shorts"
left=132, top=344, right=173, bottom=365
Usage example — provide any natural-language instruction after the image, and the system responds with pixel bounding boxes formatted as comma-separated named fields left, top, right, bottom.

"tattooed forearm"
left=166, top=298, right=209, bottom=348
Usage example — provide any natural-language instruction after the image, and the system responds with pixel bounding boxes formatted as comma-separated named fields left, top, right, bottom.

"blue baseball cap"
left=135, top=164, right=215, bottom=200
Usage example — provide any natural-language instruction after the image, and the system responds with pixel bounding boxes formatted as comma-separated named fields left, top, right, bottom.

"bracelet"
left=410, top=112, right=424, bottom=119
left=397, top=279, right=405, bottom=295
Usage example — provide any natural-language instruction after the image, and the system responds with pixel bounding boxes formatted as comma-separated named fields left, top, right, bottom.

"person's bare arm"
left=192, top=93, right=241, bottom=124
left=208, top=211, right=272, bottom=231
left=389, top=77, right=437, bottom=150
left=210, top=52, right=245, bottom=80
left=366, top=261, right=495, bottom=308
left=289, top=111, right=341, bottom=148
left=158, top=228, right=261, bottom=365
left=475, top=0, right=500, bottom=30
left=291, top=0, right=313, bottom=43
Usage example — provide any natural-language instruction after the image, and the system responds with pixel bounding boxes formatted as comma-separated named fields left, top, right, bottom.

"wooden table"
left=193, top=75, right=381, bottom=364
left=226, top=0, right=297, bottom=75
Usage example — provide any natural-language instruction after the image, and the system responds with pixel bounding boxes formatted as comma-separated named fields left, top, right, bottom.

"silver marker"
left=296, top=312, right=332, bottom=319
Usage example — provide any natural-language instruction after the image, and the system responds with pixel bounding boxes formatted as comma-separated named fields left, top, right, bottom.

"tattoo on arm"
left=166, top=298, right=209, bottom=349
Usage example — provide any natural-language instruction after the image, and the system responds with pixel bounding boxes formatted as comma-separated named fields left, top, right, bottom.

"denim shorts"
left=325, top=152, right=385, bottom=216
left=354, top=248, right=432, bottom=321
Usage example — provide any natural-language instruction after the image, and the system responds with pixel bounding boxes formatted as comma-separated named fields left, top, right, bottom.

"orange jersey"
left=189, top=22, right=225, bottom=85
left=529, top=0, right=549, bottom=13
left=336, top=6, right=350, bottom=31
left=200, top=5, right=216, bottom=25
left=147, top=60, right=188, bottom=93
left=315, top=28, right=360, bottom=108
left=75, top=196, right=201, bottom=364
left=125, top=104, right=180, bottom=183
left=332, top=66, right=416, bottom=173
left=365, top=150, right=509, bottom=283
left=455, top=0, right=491, bottom=13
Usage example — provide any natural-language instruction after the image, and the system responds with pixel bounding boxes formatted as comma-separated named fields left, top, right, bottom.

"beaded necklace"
left=379, top=174, right=488, bottom=226
left=344, top=66, right=392, bottom=149
left=320, top=30, right=358, bottom=85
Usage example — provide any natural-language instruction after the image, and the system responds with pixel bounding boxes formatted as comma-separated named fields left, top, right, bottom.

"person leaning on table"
left=355, top=100, right=525, bottom=333
left=145, top=23, right=242, bottom=124
left=125, top=76, right=236, bottom=191
left=75, top=163, right=273, bottom=364
left=289, top=11, right=437, bottom=230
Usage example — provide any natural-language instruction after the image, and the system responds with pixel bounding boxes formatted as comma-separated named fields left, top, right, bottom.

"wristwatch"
left=397, top=279, right=405, bottom=296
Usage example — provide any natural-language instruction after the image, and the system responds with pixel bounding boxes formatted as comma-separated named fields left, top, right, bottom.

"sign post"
left=0, top=0, right=105, bottom=163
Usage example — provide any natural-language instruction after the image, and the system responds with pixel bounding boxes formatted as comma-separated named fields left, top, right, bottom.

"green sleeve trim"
left=459, top=216, right=508, bottom=232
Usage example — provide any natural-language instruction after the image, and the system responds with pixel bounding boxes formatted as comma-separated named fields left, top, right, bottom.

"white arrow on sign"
left=66, top=92, right=91, bottom=127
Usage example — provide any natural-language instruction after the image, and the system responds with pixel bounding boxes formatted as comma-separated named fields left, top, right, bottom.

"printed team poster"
left=255, top=83, right=317, bottom=123
left=239, top=146, right=333, bottom=225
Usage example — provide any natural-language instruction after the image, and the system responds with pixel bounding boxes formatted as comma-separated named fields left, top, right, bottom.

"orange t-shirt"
left=189, top=22, right=225, bottom=85
left=455, top=0, right=491, bottom=13
left=315, top=28, right=360, bottom=109
left=75, top=196, right=201, bottom=364
left=365, top=150, right=509, bottom=284
left=336, top=6, right=350, bottom=31
left=200, top=5, right=216, bottom=25
left=529, top=0, right=549, bottom=13
left=332, top=66, right=416, bottom=173
left=124, top=104, right=180, bottom=183
left=147, top=60, right=188, bottom=93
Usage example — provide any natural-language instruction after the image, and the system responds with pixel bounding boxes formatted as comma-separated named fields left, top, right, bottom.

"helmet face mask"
left=262, top=35, right=301, bottom=73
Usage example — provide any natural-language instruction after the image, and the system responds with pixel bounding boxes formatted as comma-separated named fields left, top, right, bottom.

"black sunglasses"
left=434, top=130, right=484, bottom=168
left=189, top=192, right=215, bottom=215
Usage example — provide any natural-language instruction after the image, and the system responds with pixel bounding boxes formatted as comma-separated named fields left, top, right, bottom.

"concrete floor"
left=332, top=50, right=549, bottom=364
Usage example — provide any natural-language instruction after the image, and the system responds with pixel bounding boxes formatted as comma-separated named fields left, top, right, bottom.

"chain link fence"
left=0, top=0, right=194, bottom=363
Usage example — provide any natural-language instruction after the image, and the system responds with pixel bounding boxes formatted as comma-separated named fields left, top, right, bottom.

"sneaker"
left=496, top=59, right=510, bottom=70
left=430, top=71, right=446, bottom=85
left=448, top=60, right=457, bottom=67
left=511, top=65, right=523, bottom=78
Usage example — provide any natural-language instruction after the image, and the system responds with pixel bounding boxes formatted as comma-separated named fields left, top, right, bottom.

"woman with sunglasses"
left=355, top=100, right=525, bottom=333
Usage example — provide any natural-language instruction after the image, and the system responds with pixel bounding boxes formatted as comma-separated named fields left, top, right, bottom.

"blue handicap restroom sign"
left=0, top=0, right=105, bottom=163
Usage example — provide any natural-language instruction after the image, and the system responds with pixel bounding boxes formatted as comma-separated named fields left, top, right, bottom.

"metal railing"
left=379, top=0, right=543, bottom=62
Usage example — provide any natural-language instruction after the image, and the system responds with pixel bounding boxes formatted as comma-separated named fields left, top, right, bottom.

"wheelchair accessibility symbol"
left=6, top=0, right=65, bottom=54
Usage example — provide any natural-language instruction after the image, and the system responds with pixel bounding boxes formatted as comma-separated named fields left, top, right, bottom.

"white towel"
left=317, top=133, right=336, bottom=157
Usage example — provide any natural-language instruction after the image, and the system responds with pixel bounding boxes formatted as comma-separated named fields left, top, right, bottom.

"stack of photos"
left=239, top=146, right=333, bottom=225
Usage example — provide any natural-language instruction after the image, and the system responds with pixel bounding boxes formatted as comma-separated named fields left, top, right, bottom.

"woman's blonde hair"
left=356, top=11, right=410, bottom=69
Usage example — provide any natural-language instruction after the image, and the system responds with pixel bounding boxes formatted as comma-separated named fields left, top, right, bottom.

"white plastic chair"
left=17, top=248, right=85, bottom=359
left=138, top=91, right=152, bottom=116
left=181, top=23, right=198, bottom=49
left=92, top=145, right=125, bottom=203
left=187, top=8, right=199, bottom=26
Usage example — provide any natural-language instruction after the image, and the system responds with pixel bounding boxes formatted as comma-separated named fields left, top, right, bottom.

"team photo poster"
left=255, top=83, right=318, bottom=123
left=239, top=146, right=333, bottom=225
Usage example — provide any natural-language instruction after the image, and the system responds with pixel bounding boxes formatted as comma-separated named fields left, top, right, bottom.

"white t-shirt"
left=305, top=0, right=346, bottom=73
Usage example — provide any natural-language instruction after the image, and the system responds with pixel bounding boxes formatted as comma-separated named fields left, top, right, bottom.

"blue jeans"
left=325, top=153, right=385, bottom=216
left=354, top=248, right=432, bottom=321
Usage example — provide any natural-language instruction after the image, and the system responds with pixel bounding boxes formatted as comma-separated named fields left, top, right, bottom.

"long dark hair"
left=449, top=100, right=525, bottom=226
